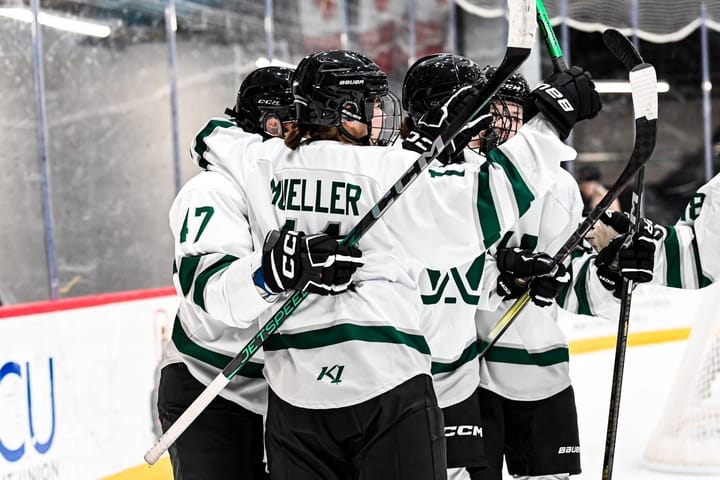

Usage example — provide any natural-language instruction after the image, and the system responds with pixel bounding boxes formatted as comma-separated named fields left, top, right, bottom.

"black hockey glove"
left=261, top=228, right=363, bottom=295
left=496, top=247, right=570, bottom=308
left=595, top=218, right=657, bottom=298
left=402, top=85, right=493, bottom=165
left=526, top=66, right=602, bottom=140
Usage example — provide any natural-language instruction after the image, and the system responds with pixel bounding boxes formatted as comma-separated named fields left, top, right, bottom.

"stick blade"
left=507, top=0, right=537, bottom=50
left=603, top=28, right=644, bottom=70
left=629, top=63, right=658, bottom=122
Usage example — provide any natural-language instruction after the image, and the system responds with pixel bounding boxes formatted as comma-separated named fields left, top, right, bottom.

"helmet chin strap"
left=338, top=122, right=371, bottom=146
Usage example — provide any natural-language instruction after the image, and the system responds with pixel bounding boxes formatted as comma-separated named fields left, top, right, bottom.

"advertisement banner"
left=0, top=292, right=178, bottom=480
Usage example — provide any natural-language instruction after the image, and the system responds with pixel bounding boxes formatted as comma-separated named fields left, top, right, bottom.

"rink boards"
left=0, top=283, right=704, bottom=479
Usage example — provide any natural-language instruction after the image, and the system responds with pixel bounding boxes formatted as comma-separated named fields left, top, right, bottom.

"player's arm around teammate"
left=158, top=66, right=362, bottom=480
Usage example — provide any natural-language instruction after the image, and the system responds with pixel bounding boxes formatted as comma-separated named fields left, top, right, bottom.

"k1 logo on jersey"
left=0, top=358, right=56, bottom=462
left=317, top=365, right=345, bottom=384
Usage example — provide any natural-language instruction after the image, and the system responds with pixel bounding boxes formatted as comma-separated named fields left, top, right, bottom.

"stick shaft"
left=536, top=0, right=568, bottom=71
left=602, top=166, right=645, bottom=480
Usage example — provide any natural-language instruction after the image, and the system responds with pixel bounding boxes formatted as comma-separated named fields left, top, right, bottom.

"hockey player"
left=471, top=70, right=655, bottom=480
left=191, top=49, right=594, bottom=479
left=652, top=171, right=719, bottom=286
left=586, top=170, right=720, bottom=293
left=158, top=66, right=363, bottom=480
left=402, top=54, right=598, bottom=480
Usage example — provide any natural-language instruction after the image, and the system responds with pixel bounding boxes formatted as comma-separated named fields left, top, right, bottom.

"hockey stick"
left=535, top=0, right=567, bottom=72
left=600, top=28, right=654, bottom=480
left=477, top=31, right=658, bottom=362
left=143, top=0, right=536, bottom=465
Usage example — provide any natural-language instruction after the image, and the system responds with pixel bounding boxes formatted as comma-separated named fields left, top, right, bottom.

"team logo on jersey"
left=421, top=255, right=485, bottom=305
left=317, top=365, right=345, bottom=384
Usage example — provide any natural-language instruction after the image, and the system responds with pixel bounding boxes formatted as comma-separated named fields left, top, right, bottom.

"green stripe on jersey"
left=663, top=226, right=683, bottom=287
left=178, top=256, right=202, bottom=296
left=263, top=323, right=431, bottom=355
left=479, top=340, right=569, bottom=366
left=192, top=255, right=238, bottom=311
left=193, top=119, right=235, bottom=169
left=690, top=226, right=713, bottom=288
left=573, top=255, right=595, bottom=315
left=171, top=315, right=263, bottom=378
left=557, top=248, right=585, bottom=307
left=429, top=168, right=465, bottom=178
left=431, top=342, right=479, bottom=374
left=476, top=161, right=502, bottom=248
left=476, top=150, right=536, bottom=248
left=487, top=149, right=535, bottom=215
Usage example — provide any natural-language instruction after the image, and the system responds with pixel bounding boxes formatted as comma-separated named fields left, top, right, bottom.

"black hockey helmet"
left=226, top=66, right=295, bottom=138
left=402, top=53, right=485, bottom=124
left=481, top=65, right=530, bottom=107
left=292, top=50, right=401, bottom=146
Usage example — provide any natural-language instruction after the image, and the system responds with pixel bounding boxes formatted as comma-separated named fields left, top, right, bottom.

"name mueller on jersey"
left=271, top=177, right=363, bottom=216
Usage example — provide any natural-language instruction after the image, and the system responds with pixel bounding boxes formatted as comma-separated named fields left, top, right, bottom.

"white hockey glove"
left=496, top=247, right=570, bottom=308
left=261, top=228, right=363, bottom=295
left=402, top=85, right=493, bottom=165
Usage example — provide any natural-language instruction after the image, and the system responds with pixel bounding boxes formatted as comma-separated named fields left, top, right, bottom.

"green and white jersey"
left=190, top=115, right=575, bottom=409
left=476, top=169, right=586, bottom=401
left=164, top=168, right=274, bottom=415
left=419, top=250, right=500, bottom=408
left=651, top=172, right=720, bottom=289
left=558, top=243, right=624, bottom=320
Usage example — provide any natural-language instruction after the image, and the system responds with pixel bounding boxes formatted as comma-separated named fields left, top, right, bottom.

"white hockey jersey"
left=651, top=172, right=720, bottom=288
left=418, top=231, right=500, bottom=409
left=164, top=168, right=271, bottom=415
left=476, top=168, right=586, bottom=401
left=171, top=115, right=575, bottom=409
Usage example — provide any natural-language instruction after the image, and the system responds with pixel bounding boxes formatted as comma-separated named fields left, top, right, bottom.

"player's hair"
left=284, top=124, right=342, bottom=150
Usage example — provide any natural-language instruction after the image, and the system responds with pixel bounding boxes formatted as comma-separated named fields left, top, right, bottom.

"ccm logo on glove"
left=281, top=233, right=297, bottom=277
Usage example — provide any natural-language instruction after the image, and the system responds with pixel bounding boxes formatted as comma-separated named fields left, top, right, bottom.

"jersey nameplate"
left=271, top=178, right=362, bottom=216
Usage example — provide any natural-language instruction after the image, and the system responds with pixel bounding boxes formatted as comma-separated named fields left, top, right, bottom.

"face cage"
left=259, top=112, right=295, bottom=138
left=258, top=105, right=295, bottom=138
left=368, top=91, right=402, bottom=146
left=474, top=97, right=524, bottom=156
